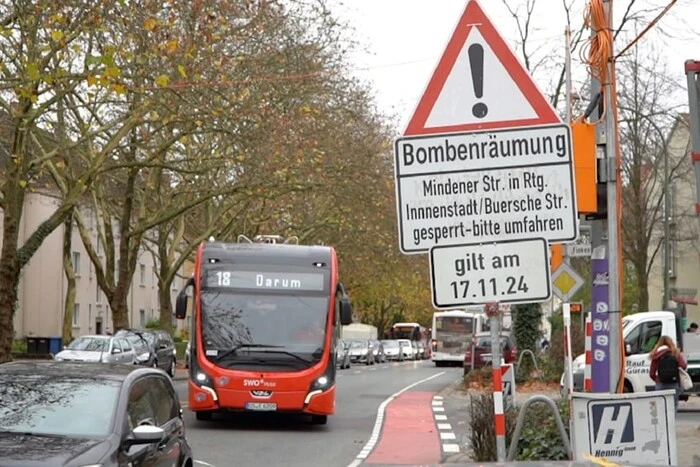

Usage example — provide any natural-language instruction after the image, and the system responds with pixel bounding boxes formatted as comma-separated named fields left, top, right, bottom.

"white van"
left=563, top=310, right=699, bottom=397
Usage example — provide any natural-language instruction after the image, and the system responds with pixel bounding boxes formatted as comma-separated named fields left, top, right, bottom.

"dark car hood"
left=0, top=432, right=110, bottom=466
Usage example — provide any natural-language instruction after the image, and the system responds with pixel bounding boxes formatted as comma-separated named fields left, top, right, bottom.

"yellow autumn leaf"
left=50, top=30, right=64, bottom=42
left=104, top=66, right=120, bottom=78
left=177, top=65, right=187, bottom=78
left=166, top=40, right=179, bottom=54
left=154, top=75, right=170, bottom=87
left=144, top=17, right=158, bottom=31
left=19, top=180, right=27, bottom=187
left=86, top=75, right=97, bottom=86
left=112, top=83, right=126, bottom=94
left=55, top=160, right=65, bottom=168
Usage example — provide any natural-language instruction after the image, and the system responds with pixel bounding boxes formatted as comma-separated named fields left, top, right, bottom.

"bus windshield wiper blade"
left=251, top=350, right=312, bottom=364
left=215, top=344, right=283, bottom=362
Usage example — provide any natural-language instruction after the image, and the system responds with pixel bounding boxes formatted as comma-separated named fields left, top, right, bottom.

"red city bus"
left=174, top=235, right=353, bottom=424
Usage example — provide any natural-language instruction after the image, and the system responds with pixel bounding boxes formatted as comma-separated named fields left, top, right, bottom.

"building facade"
left=647, top=114, right=700, bottom=326
left=5, top=190, right=189, bottom=341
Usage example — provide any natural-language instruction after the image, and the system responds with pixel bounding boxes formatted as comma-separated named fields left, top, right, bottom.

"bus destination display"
left=204, top=270, right=325, bottom=292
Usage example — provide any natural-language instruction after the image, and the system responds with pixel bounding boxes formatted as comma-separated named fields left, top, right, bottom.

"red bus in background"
left=175, top=235, right=353, bottom=424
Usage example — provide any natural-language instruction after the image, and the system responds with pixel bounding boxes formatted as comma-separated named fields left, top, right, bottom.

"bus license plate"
left=245, top=402, right=277, bottom=411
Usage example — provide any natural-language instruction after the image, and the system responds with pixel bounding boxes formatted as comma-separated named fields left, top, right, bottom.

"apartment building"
left=647, top=114, right=700, bottom=325
left=7, top=190, right=189, bottom=340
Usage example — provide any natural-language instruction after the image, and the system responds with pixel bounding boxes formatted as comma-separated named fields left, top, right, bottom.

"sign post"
left=391, top=1, right=582, bottom=460
left=485, top=302, right=506, bottom=462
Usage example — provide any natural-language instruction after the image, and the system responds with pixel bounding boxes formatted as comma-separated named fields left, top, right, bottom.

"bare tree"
left=617, top=44, right=689, bottom=311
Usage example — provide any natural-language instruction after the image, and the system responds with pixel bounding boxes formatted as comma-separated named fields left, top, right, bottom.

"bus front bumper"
left=188, top=380, right=336, bottom=416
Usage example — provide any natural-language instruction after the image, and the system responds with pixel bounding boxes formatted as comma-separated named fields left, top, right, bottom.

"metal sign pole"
left=486, top=302, right=506, bottom=461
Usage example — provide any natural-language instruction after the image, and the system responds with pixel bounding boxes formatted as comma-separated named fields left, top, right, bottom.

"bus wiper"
left=215, top=344, right=283, bottom=362
left=252, top=350, right=312, bottom=365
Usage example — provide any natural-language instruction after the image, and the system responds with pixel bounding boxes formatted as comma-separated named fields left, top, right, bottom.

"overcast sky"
left=329, top=0, right=698, bottom=131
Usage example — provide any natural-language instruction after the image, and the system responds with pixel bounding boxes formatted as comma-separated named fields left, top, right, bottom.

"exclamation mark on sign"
left=468, top=44, right=488, bottom=118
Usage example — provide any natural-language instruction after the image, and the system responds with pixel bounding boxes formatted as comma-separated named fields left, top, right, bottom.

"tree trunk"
left=158, top=283, right=173, bottom=334
left=0, top=245, right=21, bottom=364
left=109, top=284, right=130, bottom=332
left=0, top=109, right=30, bottom=363
left=62, top=214, right=77, bottom=344
left=636, top=263, right=650, bottom=312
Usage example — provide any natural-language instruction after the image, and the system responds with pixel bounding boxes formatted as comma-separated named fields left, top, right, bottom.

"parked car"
left=115, top=329, right=176, bottom=377
left=336, top=339, right=351, bottom=369
left=371, top=339, right=386, bottom=363
left=380, top=339, right=403, bottom=361
left=53, top=335, right=138, bottom=365
left=464, top=332, right=517, bottom=375
left=397, top=339, right=415, bottom=360
left=120, top=332, right=156, bottom=367
left=347, top=339, right=375, bottom=365
left=0, top=361, right=193, bottom=466
left=417, top=341, right=429, bottom=360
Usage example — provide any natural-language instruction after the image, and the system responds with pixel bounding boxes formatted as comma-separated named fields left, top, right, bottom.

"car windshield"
left=474, top=336, right=509, bottom=348
left=66, top=336, right=109, bottom=351
left=0, top=375, right=121, bottom=438
left=201, top=290, right=329, bottom=370
left=125, top=335, right=148, bottom=351
left=349, top=341, right=365, bottom=348
left=381, top=340, right=398, bottom=348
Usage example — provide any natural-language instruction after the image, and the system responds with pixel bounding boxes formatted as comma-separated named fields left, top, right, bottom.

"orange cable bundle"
left=581, top=0, right=627, bottom=393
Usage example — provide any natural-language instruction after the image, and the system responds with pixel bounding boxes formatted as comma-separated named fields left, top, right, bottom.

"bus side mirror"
left=340, top=297, right=353, bottom=325
left=174, top=277, right=194, bottom=320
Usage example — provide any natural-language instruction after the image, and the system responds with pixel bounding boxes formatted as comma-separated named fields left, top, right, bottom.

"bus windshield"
left=200, top=290, right=329, bottom=370
left=392, top=326, right=420, bottom=340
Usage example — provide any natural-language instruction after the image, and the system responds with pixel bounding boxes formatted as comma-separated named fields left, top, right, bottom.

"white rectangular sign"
left=571, top=391, right=677, bottom=465
left=429, top=238, right=552, bottom=309
left=394, top=124, right=577, bottom=254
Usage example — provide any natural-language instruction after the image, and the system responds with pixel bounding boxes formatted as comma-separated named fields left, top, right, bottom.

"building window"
left=139, top=309, right=146, bottom=327
left=72, top=251, right=81, bottom=276
left=73, top=303, right=80, bottom=327
left=96, top=282, right=101, bottom=303
left=140, top=264, right=146, bottom=286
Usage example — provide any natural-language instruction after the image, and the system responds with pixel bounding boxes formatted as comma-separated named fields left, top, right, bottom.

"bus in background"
left=389, top=322, right=429, bottom=360
left=175, top=235, right=353, bottom=425
left=389, top=322, right=425, bottom=342
left=431, top=308, right=486, bottom=367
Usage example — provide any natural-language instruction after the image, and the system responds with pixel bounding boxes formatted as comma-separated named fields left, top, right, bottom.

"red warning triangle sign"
left=404, top=0, right=561, bottom=136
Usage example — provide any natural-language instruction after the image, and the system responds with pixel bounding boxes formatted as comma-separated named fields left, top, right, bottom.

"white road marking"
left=346, top=371, right=446, bottom=466
left=433, top=396, right=460, bottom=455
left=195, top=460, right=217, bottom=467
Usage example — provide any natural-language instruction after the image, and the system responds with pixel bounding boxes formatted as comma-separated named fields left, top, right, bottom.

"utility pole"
left=603, top=0, right=621, bottom=394
left=586, top=15, right=606, bottom=394
left=685, top=60, right=700, bottom=273
left=662, top=121, right=670, bottom=310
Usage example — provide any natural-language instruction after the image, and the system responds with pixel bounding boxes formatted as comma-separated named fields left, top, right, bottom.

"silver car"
left=53, top=335, right=138, bottom=365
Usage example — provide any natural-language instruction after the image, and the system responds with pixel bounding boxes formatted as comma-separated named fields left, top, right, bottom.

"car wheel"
left=196, top=411, right=213, bottom=421
left=167, top=358, right=176, bottom=377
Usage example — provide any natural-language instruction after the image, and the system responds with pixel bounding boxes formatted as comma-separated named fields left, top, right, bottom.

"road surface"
left=175, top=360, right=463, bottom=467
